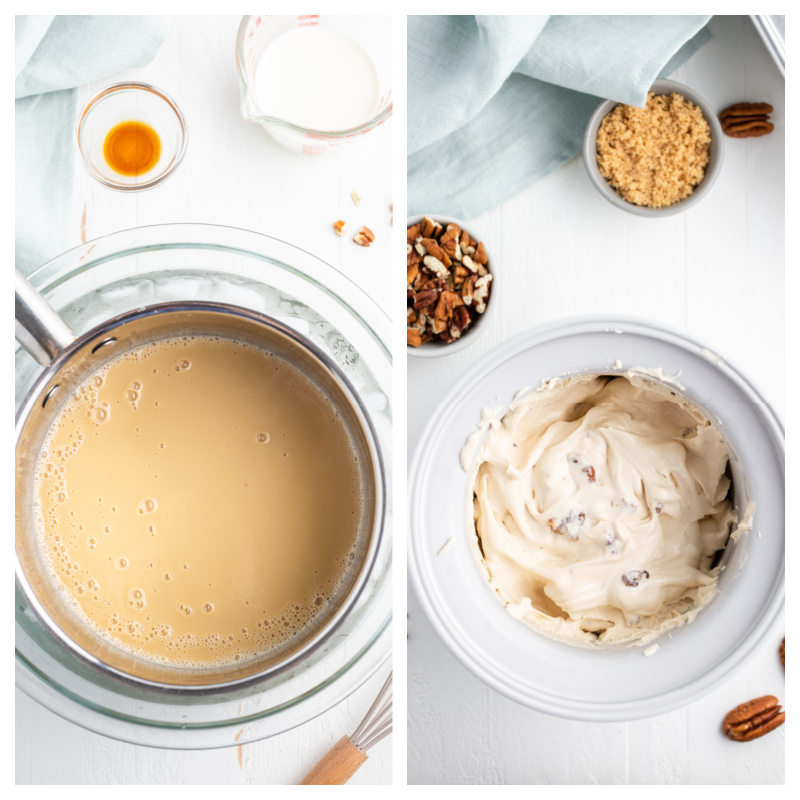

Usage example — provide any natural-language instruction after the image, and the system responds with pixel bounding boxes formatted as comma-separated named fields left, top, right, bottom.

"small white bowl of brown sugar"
left=583, top=79, right=724, bottom=217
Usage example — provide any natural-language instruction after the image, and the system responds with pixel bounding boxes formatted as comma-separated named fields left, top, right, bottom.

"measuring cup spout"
left=15, top=270, right=76, bottom=367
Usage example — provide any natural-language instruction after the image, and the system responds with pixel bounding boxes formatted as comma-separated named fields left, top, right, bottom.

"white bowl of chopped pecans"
left=407, top=215, right=496, bottom=357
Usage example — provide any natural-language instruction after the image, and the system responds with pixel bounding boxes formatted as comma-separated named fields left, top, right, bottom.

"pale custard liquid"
left=34, top=336, right=362, bottom=667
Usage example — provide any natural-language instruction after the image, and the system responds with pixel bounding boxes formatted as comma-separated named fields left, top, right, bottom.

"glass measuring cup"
left=235, top=15, right=392, bottom=155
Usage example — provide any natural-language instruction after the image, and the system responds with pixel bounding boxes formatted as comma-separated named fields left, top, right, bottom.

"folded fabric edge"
left=407, top=23, right=714, bottom=223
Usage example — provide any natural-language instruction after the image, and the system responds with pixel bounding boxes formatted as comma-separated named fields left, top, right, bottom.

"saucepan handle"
left=15, top=269, right=76, bottom=367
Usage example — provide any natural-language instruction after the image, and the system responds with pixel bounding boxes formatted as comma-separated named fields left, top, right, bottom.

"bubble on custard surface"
left=256, top=432, right=269, bottom=443
left=202, top=603, right=214, bottom=614
left=87, top=537, right=97, bottom=550
left=138, top=498, right=158, bottom=514
left=131, top=381, right=141, bottom=391
left=162, top=572, right=173, bottom=582
left=93, top=375, right=104, bottom=388
left=179, top=359, right=191, bottom=370
left=115, top=557, right=129, bottom=570
left=182, top=606, right=193, bottom=616
left=148, top=525, right=157, bottom=537
left=89, top=404, right=110, bottom=425
left=123, top=389, right=138, bottom=403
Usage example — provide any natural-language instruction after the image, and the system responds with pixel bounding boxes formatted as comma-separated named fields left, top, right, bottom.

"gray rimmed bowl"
left=407, top=214, right=497, bottom=359
left=583, top=79, right=724, bottom=218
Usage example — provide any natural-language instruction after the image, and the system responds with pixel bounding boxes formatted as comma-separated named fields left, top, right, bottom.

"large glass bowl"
left=15, top=223, right=392, bottom=748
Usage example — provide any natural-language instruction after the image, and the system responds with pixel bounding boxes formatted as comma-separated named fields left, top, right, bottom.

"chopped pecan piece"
left=621, top=570, right=649, bottom=587
left=548, top=512, right=585, bottom=540
left=407, top=328, right=422, bottom=347
left=452, top=305, right=470, bottom=332
left=353, top=226, right=375, bottom=247
left=414, top=289, right=438, bottom=314
left=420, top=216, right=442, bottom=239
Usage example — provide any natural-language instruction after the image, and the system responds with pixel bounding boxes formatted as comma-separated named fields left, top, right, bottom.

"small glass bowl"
left=75, top=82, right=188, bottom=191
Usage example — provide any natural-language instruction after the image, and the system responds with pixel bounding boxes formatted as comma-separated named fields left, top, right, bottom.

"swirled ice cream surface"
left=464, top=372, right=743, bottom=647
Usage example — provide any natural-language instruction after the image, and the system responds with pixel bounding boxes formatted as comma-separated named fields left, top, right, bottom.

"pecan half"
left=720, top=102, right=775, bottom=138
left=724, top=119, right=774, bottom=138
left=720, top=102, right=773, bottom=120
left=779, top=637, right=785, bottom=669
left=722, top=696, right=785, bottom=742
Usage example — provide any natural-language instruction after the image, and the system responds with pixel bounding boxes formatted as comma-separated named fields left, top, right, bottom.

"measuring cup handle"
left=15, top=269, right=76, bottom=367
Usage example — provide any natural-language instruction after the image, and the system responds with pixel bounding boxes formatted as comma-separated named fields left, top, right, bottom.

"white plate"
left=408, top=316, right=784, bottom=721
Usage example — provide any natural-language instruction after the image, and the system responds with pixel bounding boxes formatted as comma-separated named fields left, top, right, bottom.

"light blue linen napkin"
left=408, top=15, right=712, bottom=220
left=15, top=15, right=168, bottom=275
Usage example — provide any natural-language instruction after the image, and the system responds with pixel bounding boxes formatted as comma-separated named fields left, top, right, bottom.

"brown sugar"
left=596, top=92, right=711, bottom=208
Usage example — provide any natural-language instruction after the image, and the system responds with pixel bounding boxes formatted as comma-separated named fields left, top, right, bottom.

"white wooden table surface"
left=15, top=15, right=392, bottom=785
left=407, top=15, right=785, bottom=785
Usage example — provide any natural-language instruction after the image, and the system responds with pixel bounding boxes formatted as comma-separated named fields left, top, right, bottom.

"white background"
left=407, top=15, right=785, bottom=785
left=15, top=15, right=393, bottom=785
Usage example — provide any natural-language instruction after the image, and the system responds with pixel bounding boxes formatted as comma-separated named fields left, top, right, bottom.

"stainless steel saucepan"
left=15, top=269, right=385, bottom=693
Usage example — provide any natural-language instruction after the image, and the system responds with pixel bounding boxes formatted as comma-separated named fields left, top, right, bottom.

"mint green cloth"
left=15, top=15, right=168, bottom=274
left=408, top=15, right=712, bottom=220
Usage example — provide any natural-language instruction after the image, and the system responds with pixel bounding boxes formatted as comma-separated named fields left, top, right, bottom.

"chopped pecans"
left=354, top=226, right=375, bottom=247
left=407, top=216, right=492, bottom=347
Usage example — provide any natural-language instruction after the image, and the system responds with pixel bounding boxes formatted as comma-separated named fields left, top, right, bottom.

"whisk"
left=299, top=670, right=393, bottom=785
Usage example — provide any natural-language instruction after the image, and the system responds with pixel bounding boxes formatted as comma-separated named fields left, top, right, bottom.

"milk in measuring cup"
left=253, top=26, right=378, bottom=131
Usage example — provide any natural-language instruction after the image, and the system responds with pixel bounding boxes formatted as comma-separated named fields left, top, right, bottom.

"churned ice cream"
left=464, top=373, right=739, bottom=647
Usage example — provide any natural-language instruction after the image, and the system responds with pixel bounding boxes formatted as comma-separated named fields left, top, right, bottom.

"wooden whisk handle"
left=299, top=736, right=368, bottom=785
